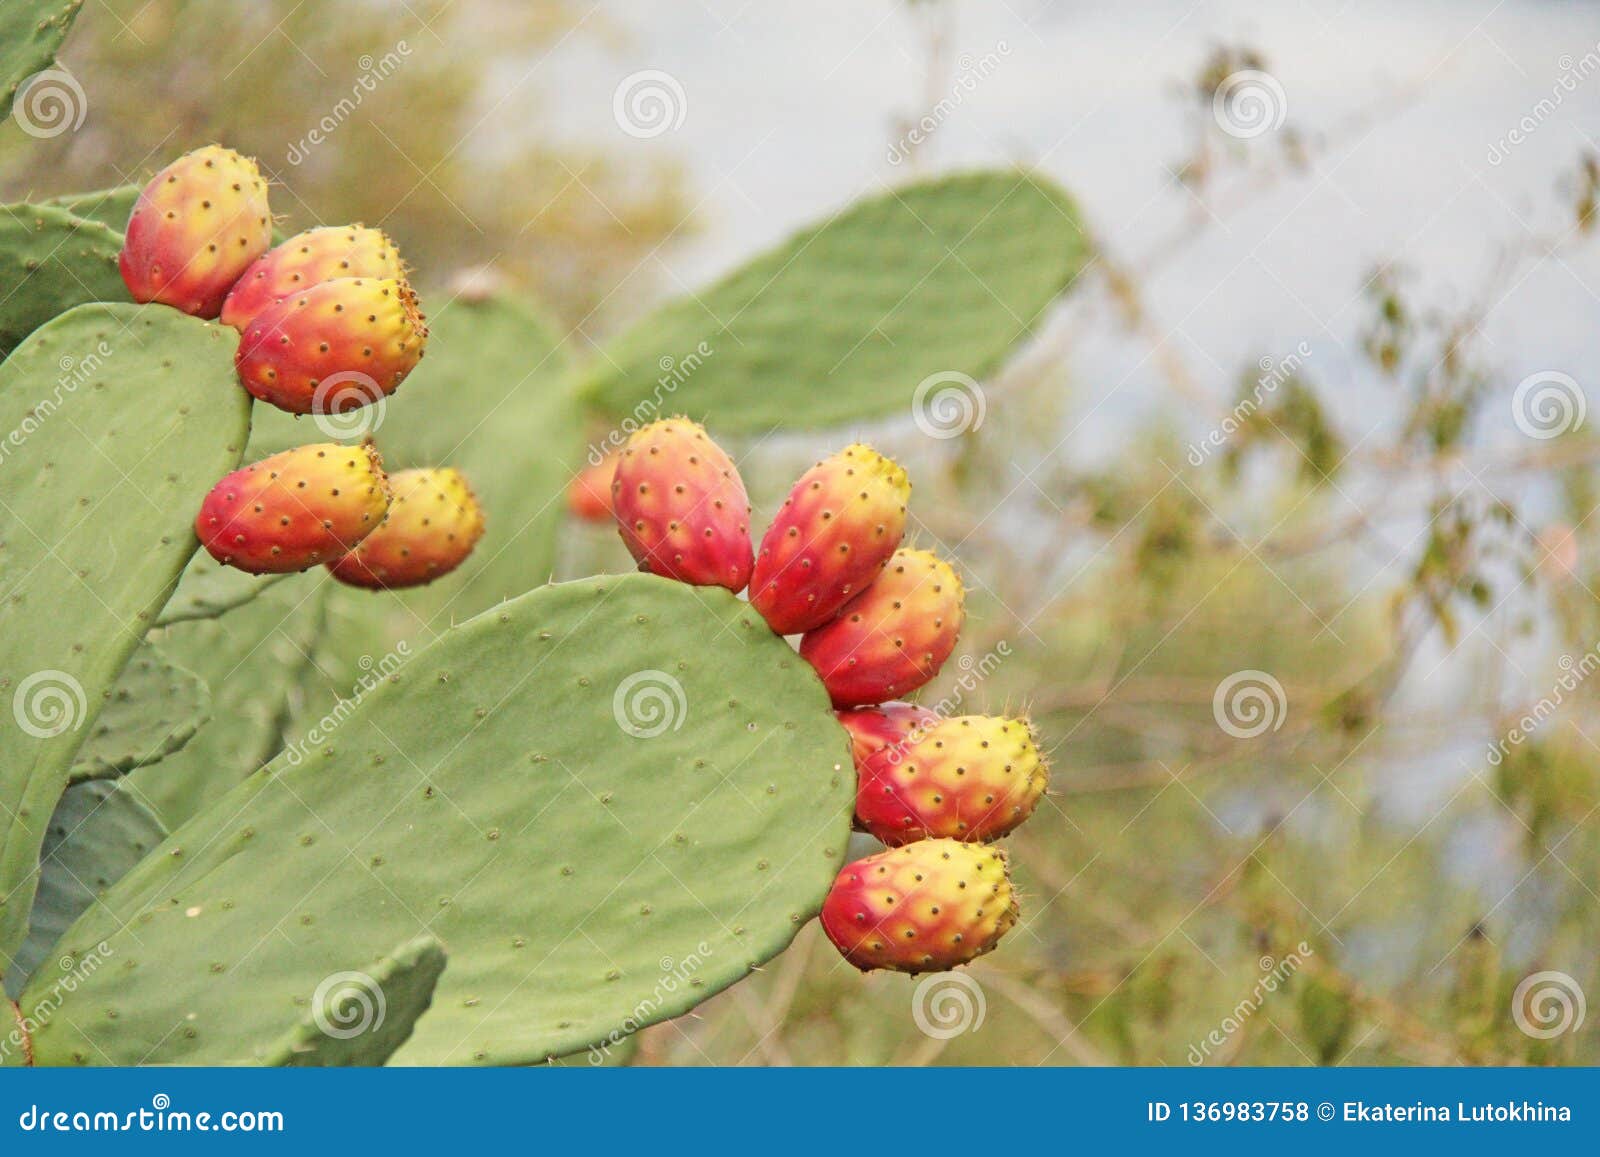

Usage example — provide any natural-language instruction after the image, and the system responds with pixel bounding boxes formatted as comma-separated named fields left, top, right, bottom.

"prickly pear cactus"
left=0, top=303, right=249, bottom=976
left=3, top=780, right=165, bottom=995
left=0, top=0, right=82, bottom=122
left=40, top=185, right=140, bottom=233
left=581, top=170, right=1090, bottom=432
left=23, top=574, right=853, bottom=1066
left=67, top=644, right=209, bottom=784
left=0, top=204, right=129, bottom=356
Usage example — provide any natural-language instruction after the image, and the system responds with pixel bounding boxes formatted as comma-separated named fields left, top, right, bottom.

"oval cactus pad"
left=26, top=574, right=854, bottom=1065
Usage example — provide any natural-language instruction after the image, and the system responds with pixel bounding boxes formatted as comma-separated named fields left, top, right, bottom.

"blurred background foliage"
left=8, top=0, right=1597, bottom=1066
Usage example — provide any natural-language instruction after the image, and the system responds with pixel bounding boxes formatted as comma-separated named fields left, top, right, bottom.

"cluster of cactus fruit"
left=586, top=418, right=1049, bottom=974
left=118, top=144, right=482, bottom=587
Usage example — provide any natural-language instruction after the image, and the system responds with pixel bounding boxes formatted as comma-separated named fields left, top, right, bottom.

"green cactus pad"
left=580, top=169, right=1091, bottom=432
left=0, top=0, right=82, bottom=123
left=0, top=303, right=250, bottom=976
left=131, top=577, right=327, bottom=831
left=40, top=184, right=139, bottom=233
left=0, top=203, right=130, bottom=357
left=3, top=780, right=165, bottom=999
left=259, top=934, right=447, bottom=1067
left=68, top=644, right=210, bottom=783
left=27, top=574, right=853, bottom=1065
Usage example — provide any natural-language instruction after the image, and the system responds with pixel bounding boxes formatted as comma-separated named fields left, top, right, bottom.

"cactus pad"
left=0, top=0, right=82, bottom=123
left=0, top=203, right=129, bottom=356
left=0, top=303, right=250, bottom=975
left=68, top=644, right=210, bottom=783
left=581, top=170, right=1090, bottom=432
left=27, top=574, right=853, bottom=1065
left=40, top=185, right=140, bottom=232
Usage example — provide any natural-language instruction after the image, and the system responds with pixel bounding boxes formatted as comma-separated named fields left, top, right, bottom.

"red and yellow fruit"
left=119, top=145, right=272, bottom=318
left=749, top=445, right=909, bottom=635
left=612, top=418, right=753, bottom=591
left=855, top=714, right=1047, bottom=845
left=221, top=225, right=403, bottom=331
left=836, top=701, right=938, bottom=769
left=800, top=548, right=965, bottom=708
left=234, top=275, right=427, bottom=415
left=821, top=839, right=1018, bottom=973
left=195, top=442, right=390, bottom=574
left=327, top=467, right=485, bottom=590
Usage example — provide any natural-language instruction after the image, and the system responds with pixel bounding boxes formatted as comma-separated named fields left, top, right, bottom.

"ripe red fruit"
left=119, top=145, right=272, bottom=318
left=567, top=452, right=620, bottom=522
left=195, top=442, right=390, bottom=574
left=221, top=225, right=403, bottom=331
left=749, top=444, right=909, bottom=635
left=234, top=275, right=427, bottom=415
left=821, top=839, right=1019, bottom=973
left=855, top=714, right=1048, bottom=845
left=799, top=548, right=965, bottom=708
left=836, top=701, right=939, bottom=769
left=612, top=418, right=753, bottom=592
left=327, top=467, right=485, bottom=590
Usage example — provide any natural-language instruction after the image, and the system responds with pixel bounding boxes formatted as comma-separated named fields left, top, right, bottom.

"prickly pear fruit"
left=119, top=145, right=273, bottom=318
left=567, top=451, right=620, bottom=522
left=855, top=715, right=1047, bottom=845
left=749, top=444, right=909, bottom=635
left=221, top=225, right=403, bottom=330
left=195, top=442, right=390, bottom=574
left=327, top=467, right=485, bottom=589
left=821, top=839, right=1018, bottom=973
left=799, top=549, right=965, bottom=708
left=837, top=701, right=939, bottom=769
left=234, top=275, right=427, bottom=415
left=612, top=418, right=753, bottom=591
